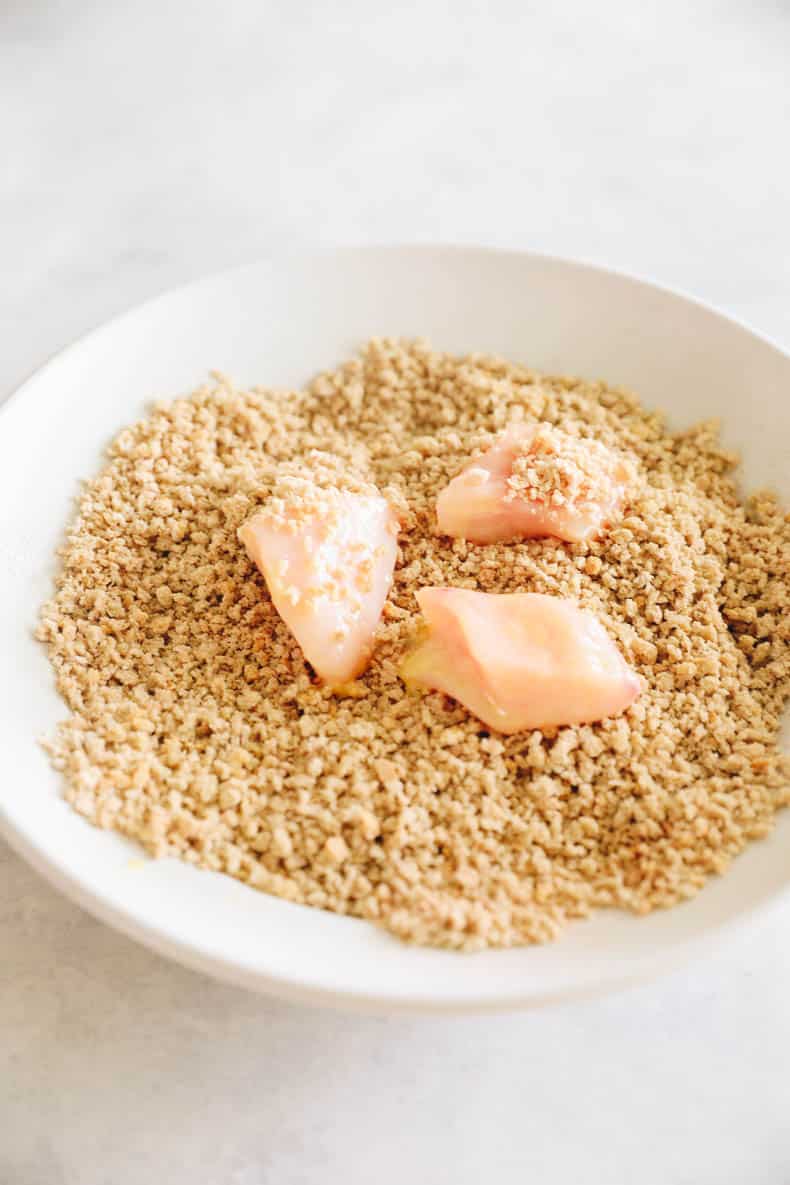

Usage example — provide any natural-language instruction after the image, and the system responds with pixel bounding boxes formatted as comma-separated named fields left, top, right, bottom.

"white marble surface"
left=3, top=2, right=790, bottom=1181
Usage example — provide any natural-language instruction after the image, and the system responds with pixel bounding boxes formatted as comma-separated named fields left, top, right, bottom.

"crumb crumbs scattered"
left=505, top=422, right=633, bottom=508
left=250, top=449, right=378, bottom=533
left=38, top=338, right=790, bottom=950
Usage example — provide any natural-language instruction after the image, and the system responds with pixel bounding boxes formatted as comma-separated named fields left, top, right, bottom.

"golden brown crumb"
left=247, top=448, right=379, bottom=533
left=504, top=422, right=633, bottom=508
left=37, top=339, right=790, bottom=950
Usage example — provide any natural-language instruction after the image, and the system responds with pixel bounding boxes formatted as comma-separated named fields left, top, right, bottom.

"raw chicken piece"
left=401, top=587, right=640, bottom=734
left=239, top=485, right=399, bottom=685
left=436, top=423, right=633, bottom=544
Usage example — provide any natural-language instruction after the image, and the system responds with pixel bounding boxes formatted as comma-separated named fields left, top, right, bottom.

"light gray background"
left=3, top=2, right=790, bottom=1182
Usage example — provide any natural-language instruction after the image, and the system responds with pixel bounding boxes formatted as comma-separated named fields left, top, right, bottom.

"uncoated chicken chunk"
left=401, top=587, right=641, bottom=734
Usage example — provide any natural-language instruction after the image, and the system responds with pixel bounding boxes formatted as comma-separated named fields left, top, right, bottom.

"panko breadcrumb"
left=505, top=422, right=633, bottom=508
left=38, top=339, right=790, bottom=950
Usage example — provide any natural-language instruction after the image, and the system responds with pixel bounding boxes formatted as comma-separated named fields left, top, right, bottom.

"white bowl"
left=1, top=246, right=788, bottom=1012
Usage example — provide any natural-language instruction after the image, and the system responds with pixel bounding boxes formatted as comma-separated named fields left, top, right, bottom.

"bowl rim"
left=4, top=242, right=790, bottom=429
